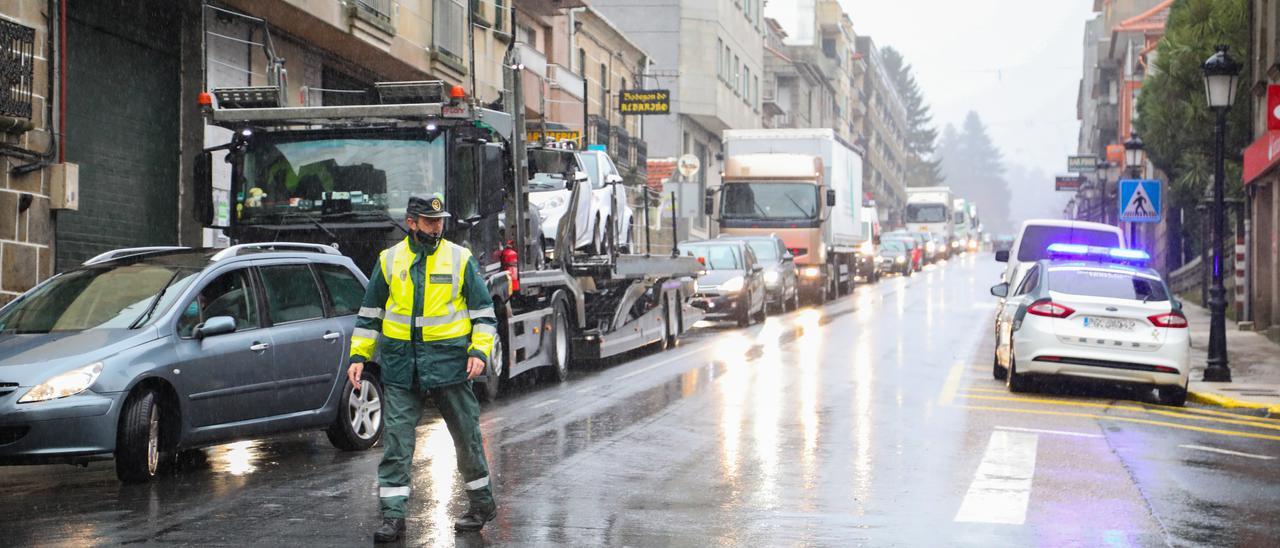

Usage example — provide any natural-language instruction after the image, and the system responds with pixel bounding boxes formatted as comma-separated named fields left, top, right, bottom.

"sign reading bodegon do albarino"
left=619, top=89, right=671, bottom=115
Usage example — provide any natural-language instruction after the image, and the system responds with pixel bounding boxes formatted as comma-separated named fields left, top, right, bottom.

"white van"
left=997, top=219, right=1125, bottom=286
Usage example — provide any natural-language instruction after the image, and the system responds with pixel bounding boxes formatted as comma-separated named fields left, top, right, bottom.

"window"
left=752, top=75, right=759, bottom=109
left=259, top=265, right=326, bottom=324
left=743, top=66, right=751, bottom=104
left=1015, top=226, right=1121, bottom=262
left=600, top=63, right=609, bottom=111
left=733, top=55, right=740, bottom=95
left=516, top=22, right=535, bottom=44
left=177, top=269, right=260, bottom=338
left=1014, top=266, right=1040, bottom=296
left=494, top=0, right=505, bottom=31
left=433, top=0, right=468, bottom=59
left=316, top=264, right=365, bottom=316
left=717, top=38, right=724, bottom=80
left=578, top=48, right=587, bottom=76
left=723, top=45, right=732, bottom=81
left=1048, top=269, right=1169, bottom=302
left=0, top=265, right=198, bottom=334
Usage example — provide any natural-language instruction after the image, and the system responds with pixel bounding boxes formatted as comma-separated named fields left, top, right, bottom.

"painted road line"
left=959, top=404, right=1280, bottom=442
left=617, top=347, right=703, bottom=381
left=938, top=361, right=965, bottom=407
left=960, top=394, right=1280, bottom=432
left=529, top=398, right=560, bottom=410
left=965, top=387, right=1010, bottom=394
left=996, top=426, right=1103, bottom=439
left=1179, top=444, right=1277, bottom=461
left=954, top=430, right=1038, bottom=525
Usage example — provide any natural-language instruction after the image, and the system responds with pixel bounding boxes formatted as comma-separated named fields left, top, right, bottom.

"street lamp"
left=1123, top=131, right=1144, bottom=178
left=1200, top=44, right=1241, bottom=382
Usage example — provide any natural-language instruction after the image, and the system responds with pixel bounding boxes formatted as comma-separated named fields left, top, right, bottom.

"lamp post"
left=1123, top=132, right=1144, bottom=247
left=1201, top=45, right=1241, bottom=382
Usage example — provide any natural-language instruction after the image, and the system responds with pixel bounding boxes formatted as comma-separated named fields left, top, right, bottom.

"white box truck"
left=906, top=186, right=954, bottom=259
left=713, top=128, right=863, bottom=301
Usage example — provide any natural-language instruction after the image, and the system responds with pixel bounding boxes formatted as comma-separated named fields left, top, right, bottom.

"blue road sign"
left=1118, top=179, right=1162, bottom=223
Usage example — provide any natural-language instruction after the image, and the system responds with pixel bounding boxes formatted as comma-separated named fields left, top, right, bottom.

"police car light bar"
left=213, top=86, right=282, bottom=109
left=1045, top=243, right=1150, bottom=264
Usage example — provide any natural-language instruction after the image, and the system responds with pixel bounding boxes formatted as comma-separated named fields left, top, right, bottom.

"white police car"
left=990, top=244, right=1191, bottom=405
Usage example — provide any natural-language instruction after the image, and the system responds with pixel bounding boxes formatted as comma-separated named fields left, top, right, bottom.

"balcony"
left=515, top=42, right=548, bottom=80
left=520, top=0, right=587, bottom=17
left=548, top=64, right=584, bottom=101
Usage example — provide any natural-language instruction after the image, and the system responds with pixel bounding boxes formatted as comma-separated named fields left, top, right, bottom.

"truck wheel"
left=543, top=301, right=571, bottom=383
left=474, top=332, right=507, bottom=403
left=116, top=388, right=163, bottom=483
left=327, top=370, right=384, bottom=451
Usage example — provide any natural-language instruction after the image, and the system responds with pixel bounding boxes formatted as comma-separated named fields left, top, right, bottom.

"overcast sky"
left=836, top=0, right=1095, bottom=174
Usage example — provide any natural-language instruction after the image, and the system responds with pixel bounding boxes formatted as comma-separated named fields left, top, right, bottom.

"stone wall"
left=0, top=3, right=56, bottom=307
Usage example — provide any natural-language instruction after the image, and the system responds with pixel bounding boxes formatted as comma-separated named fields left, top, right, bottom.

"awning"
left=1243, top=130, right=1280, bottom=185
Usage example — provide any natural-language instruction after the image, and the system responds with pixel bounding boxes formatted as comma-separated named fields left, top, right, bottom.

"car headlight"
left=720, top=276, right=745, bottom=292
left=896, top=256, right=906, bottom=263
left=801, top=266, right=822, bottom=278
left=764, top=270, right=780, bottom=285
left=926, top=242, right=936, bottom=253
left=859, top=241, right=874, bottom=255
left=19, top=362, right=104, bottom=403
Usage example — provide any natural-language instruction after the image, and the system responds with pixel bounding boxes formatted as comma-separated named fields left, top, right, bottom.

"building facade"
left=855, top=36, right=909, bottom=225
left=1243, top=0, right=1280, bottom=341
left=574, top=6, right=649, bottom=182
left=592, top=0, right=764, bottom=240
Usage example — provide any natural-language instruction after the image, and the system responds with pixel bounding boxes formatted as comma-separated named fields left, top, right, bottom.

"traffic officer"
left=346, top=192, right=499, bottom=542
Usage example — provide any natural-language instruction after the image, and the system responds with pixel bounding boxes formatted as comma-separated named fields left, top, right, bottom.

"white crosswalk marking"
left=955, top=430, right=1039, bottom=525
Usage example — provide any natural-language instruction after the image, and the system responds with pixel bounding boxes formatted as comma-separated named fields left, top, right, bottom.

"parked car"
left=0, top=244, right=383, bottom=482
left=718, top=234, right=799, bottom=313
left=679, top=240, right=767, bottom=327
left=991, top=245, right=1189, bottom=405
left=997, top=219, right=1124, bottom=288
left=878, top=240, right=913, bottom=276
left=526, top=148, right=594, bottom=258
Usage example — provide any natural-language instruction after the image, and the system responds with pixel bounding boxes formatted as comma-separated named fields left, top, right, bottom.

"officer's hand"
left=347, top=362, right=364, bottom=388
left=466, top=357, right=485, bottom=380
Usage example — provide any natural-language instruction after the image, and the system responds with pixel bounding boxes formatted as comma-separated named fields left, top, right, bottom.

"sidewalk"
left=1181, top=301, right=1280, bottom=414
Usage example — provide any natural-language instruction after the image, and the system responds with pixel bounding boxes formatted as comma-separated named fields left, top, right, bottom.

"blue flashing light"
left=1046, top=243, right=1090, bottom=255
left=1045, top=243, right=1149, bottom=265
left=1108, top=248, right=1150, bottom=261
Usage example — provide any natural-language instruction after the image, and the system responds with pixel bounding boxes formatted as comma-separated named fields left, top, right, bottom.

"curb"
left=1187, top=389, right=1280, bottom=415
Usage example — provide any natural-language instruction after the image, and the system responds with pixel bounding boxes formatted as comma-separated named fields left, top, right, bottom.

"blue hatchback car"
left=0, top=243, right=384, bottom=482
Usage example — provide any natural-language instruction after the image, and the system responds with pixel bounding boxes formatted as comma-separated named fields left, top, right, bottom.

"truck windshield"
left=906, top=203, right=948, bottom=223
left=238, top=137, right=446, bottom=223
left=722, top=183, right=818, bottom=220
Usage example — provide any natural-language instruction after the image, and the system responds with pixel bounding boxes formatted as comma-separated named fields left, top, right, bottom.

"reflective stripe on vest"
left=378, top=239, right=474, bottom=342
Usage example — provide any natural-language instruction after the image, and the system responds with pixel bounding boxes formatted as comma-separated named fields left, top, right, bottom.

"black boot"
left=453, top=504, right=497, bottom=532
left=374, top=517, right=405, bottom=543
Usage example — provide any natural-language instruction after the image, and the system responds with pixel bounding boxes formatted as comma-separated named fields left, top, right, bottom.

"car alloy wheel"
left=349, top=380, right=383, bottom=440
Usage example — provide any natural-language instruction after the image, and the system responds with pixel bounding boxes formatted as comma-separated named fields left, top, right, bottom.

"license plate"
left=1082, top=316, right=1136, bottom=331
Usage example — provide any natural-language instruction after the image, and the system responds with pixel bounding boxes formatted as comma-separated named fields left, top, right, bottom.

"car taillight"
left=1026, top=299, right=1074, bottom=319
left=1148, top=311, right=1188, bottom=328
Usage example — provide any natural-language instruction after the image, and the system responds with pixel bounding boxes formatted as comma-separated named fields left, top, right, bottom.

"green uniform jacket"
left=350, top=237, right=497, bottom=390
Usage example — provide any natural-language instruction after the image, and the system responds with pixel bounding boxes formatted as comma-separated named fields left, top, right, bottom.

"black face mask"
left=411, top=227, right=442, bottom=248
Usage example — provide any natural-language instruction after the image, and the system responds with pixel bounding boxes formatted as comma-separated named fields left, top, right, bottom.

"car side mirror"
left=826, top=189, right=836, bottom=207
left=990, top=283, right=1009, bottom=298
left=752, top=265, right=764, bottom=274
left=605, top=173, right=624, bottom=185
left=194, top=315, right=236, bottom=339
left=995, top=250, right=1009, bottom=263
left=782, top=253, right=794, bottom=262
left=1172, top=299, right=1183, bottom=312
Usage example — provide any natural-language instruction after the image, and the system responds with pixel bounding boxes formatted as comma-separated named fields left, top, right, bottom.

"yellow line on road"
left=960, top=394, right=1280, bottom=432
left=959, top=404, right=1280, bottom=442
left=960, top=389, right=1280, bottom=425
left=938, top=361, right=965, bottom=407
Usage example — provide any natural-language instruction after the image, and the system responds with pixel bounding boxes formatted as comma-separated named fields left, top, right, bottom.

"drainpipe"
left=569, top=7, right=586, bottom=141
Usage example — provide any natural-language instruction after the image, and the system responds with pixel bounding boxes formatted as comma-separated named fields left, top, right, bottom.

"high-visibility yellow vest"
left=380, top=239, right=473, bottom=341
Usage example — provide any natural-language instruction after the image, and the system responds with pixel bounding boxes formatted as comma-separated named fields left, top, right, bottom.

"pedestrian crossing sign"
left=1118, top=179, right=1162, bottom=223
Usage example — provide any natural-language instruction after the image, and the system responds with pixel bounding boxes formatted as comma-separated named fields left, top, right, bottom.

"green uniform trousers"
left=377, top=380, right=494, bottom=518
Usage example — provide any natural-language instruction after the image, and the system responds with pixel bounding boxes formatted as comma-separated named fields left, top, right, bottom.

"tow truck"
left=192, top=48, right=701, bottom=401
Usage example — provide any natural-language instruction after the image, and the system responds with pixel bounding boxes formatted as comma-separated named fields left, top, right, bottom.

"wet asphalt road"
left=2, top=253, right=1280, bottom=547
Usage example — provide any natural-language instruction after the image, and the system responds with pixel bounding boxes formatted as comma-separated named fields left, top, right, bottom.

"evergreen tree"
left=937, top=112, right=1013, bottom=233
left=881, top=46, right=943, bottom=187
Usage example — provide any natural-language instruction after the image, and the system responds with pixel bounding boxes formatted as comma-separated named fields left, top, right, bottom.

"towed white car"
left=991, top=245, right=1190, bottom=406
